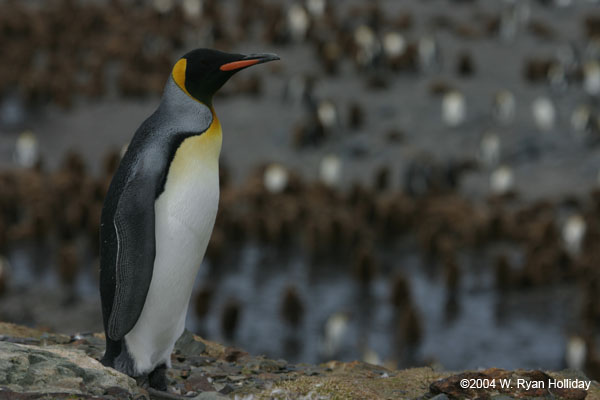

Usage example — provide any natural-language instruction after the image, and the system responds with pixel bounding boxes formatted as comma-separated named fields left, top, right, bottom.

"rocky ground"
left=0, top=322, right=597, bottom=400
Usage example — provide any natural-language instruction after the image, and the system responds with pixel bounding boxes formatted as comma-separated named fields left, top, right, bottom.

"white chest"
left=156, top=151, right=220, bottom=239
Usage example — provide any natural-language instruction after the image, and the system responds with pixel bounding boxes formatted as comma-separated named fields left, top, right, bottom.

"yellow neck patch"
left=172, top=58, right=193, bottom=98
left=167, top=112, right=223, bottom=184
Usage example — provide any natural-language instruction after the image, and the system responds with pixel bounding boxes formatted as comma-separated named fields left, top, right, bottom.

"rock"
left=0, top=322, right=70, bottom=344
left=192, top=392, right=229, bottom=400
left=223, top=347, right=248, bottom=362
left=183, top=371, right=214, bottom=392
left=430, top=368, right=588, bottom=400
left=174, top=329, right=206, bottom=355
left=0, top=341, right=144, bottom=399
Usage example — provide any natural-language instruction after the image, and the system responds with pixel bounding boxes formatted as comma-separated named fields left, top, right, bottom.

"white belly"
left=124, top=131, right=221, bottom=374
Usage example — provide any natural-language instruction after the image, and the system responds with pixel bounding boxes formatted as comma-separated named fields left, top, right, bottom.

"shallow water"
left=0, top=226, right=582, bottom=371
left=183, top=241, right=576, bottom=370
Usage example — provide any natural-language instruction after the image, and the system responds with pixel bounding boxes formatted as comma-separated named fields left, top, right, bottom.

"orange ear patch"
left=219, top=59, right=261, bottom=71
left=172, top=58, right=192, bottom=97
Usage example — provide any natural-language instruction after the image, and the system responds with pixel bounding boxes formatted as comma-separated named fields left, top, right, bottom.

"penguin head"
left=172, top=48, right=279, bottom=105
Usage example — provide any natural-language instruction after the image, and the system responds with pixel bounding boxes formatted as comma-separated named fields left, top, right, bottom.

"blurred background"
left=1, top=0, right=600, bottom=377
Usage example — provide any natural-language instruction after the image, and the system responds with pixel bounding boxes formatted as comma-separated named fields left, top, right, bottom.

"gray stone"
left=430, top=395, right=449, bottom=400
left=175, top=330, right=207, bottom=355
left=192, top=392, right=229, bottom=400
left=0, top=341, right=143, bottom=398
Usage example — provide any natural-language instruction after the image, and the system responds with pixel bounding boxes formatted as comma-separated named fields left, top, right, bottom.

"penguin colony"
left=2, top=0, right=600, bottom=379
left=0, top=1, right=599, bottom=114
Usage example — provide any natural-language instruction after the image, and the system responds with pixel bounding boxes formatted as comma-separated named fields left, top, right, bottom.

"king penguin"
left=99, top=48, right=279, bottom=390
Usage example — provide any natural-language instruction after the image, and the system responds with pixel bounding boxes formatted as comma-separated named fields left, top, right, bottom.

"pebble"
left=192, top=392, right=229, bottom=400
left=430, top=394, right=449, bottom=400
left=175, top=330, right=207, bottom=355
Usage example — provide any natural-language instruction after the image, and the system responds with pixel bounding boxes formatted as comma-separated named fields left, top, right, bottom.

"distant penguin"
left=490, top=165, right=514, bottom=195
left=383, top=31, right=406, bottom=62
left=532, top=96, right=556, bottom=131
left=562, top=214, right=586, bottom=257
left=306, top=0, right=326, bottom=17
left=14, top=131, right=39, bottom=168
left=442, top=91, right=466, bottom=127
left=354, top=24, right=381, bottom=68
left=181, top=0, right=203, bottom=19
left=221, top=298, right=242, bottom=342
left=492, top=90, right=516, bottom=126
left=288, top=3, right=310, bottom=42
left=280, top=286, right=304, bottom=327
left=99, top=49, right=279, bottom=390
left=316, top=99, right=339, bottom=132
left=417, top=34, right=440, bottom=72
left=583, top=61, right=600, bottom=97
left=565, top=335, right=586, bottom=371
left=479, top=131, right=501, bottom=167
left=322, top=312, right=350, bottom=358
left=152, top=0, right=175, bottom=14
left=571, top=104, right=592, bottom=137
left=263, top=163, right=289, bottom=194
left=319, top=154, right=342, bottom=188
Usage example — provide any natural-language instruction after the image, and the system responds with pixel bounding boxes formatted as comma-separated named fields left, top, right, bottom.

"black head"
left=172, top=48, right=279, bottom=106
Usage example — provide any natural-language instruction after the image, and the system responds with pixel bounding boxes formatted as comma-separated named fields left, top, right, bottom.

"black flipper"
left=99, top=117, right=172, bottom=343
left=107, top=161, right=161, bottom=340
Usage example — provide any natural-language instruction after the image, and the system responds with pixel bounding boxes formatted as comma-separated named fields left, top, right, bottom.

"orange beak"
left=219, top=53, right=280, bottom=72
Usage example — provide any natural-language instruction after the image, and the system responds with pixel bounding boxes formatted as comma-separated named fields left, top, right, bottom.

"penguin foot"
left=148, top=363, right=168, bottom=391
left=99, top=356, right=111, bottom=367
